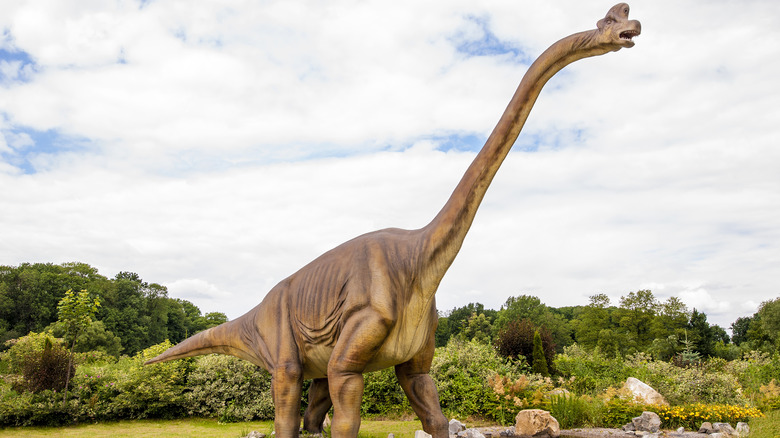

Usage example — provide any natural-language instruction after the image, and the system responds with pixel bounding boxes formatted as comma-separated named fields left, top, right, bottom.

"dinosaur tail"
left=144, top=316, right=261, bottom=366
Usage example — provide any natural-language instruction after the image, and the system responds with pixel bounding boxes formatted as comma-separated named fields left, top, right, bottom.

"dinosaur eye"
left=605, top=18, right=613, bottom=25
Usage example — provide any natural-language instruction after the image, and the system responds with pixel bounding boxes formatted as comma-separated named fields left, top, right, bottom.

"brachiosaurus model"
left=146, top=4, right=641, bottom=438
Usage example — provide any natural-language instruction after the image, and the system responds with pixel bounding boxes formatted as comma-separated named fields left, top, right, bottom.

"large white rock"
left=514, top=409, right=560, bottom=437
left=415, top=431, right=433, bottom=438
left=621, top=377, right=669, bottom=406
left=449, top=419, right=466, bottom=435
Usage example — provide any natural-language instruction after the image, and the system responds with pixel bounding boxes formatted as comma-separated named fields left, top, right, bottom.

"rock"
left=621, top=422, right=636, bottom=432
left=736, top=422, right=750, bottom=437
left=450, top=419, right=466, bottom=435
left=323, top=413, right=331, bottom=429
left=465, top=428, right=485, bottom=438
left=514, top=409, right=560, bottom=437
left=415, top=431, right=433, bottom=438
left=699, top=422, right=714, bottom=434
left=631, top=411, right=661, bottom=433
left=499, top=428, right=514, bottom=437
left=676, top=427, right=685, bottom=434
left=621, top=377, right=669, bottom=406
left=245, top=432, right=265, bottom=438
left=713, top=423, right=736, bottom=436
left=388, top=434, right=394, bottom=438
left=709, top=434, right=725, bottom=438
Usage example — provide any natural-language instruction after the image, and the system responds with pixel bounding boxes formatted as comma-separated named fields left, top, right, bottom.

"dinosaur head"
left=593, top=3, right=641, bottom=51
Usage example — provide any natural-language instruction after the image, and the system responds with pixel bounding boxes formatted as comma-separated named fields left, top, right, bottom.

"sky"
left=1, top=0, right=778, bottom=332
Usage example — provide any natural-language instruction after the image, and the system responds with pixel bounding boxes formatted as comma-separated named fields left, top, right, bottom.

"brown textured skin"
left=145, top=5, right=640, bottom=438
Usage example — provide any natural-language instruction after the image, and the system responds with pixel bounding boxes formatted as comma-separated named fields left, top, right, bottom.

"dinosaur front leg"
left=303, top=377, right=332, bottom=433
left=271, top=360, right=304, bottom=438
left=395, top=334, right=448, bottom=438
left=327, top=310, right=393, bottom=438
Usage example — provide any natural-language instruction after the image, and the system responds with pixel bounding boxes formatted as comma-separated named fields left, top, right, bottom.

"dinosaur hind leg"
left=303, top=377, right=332, bottom=433
left=395, top=335, right=448, bottom=438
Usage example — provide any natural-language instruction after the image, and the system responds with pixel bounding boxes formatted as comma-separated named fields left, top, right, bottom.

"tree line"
left=436, top=291, right=780, bottom=362
left=2, top=262, right=778, bottom=362
left=0, top=262, right=226, bottom=356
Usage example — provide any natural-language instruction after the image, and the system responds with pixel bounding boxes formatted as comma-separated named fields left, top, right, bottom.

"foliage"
left=57, top=289, right=101, bottom=401
left=0, top=263, right=225, bottom=357
left=495, top=319, right=555, bottom=370
left=430, top=338, right=525, bottom=422
left=361, top=367, right=409, bottom=417
left=531, top=330, right=550, bottom=377
left=547, top=394, right=597, bottom=429
left=16, top=337, right=73, bottom=394
left=554, top=344, right=630, bottom=395
left=651, top=403, right=763, bottom=430
left=185, top=354, right=274, bottom=422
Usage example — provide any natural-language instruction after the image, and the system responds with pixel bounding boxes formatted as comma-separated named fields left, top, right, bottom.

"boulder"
left=713, top=423, right=736, bottom=436
left=699, top=422, right=714, bottom=434
left=514, top=409, right=560, bottom=437
left=621, top=377, right=669, bottom=406
left=415, top=431, right=433, bottom=438
left=464, top=428, right=486, bottom=438
left=449, top=419, right=466, bottom=435
left=631, top=411, right=661, bottom=433
left=736, top=422, right=750, bottom=437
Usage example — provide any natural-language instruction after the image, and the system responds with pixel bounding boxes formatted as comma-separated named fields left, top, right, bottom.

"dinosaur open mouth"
left=619, top=30, right=639, bottom=41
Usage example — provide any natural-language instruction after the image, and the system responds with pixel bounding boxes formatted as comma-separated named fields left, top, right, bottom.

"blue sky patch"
left=0, top=48, right=37, bottom=84
left=453, top=16, right=530, bottom=63
left=1, top=126, right=91, bottom=174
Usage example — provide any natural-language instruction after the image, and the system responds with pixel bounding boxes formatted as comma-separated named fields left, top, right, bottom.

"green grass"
left=0, top=419, right=426, bottom=438
left=749, top=410, right=780, bottom=438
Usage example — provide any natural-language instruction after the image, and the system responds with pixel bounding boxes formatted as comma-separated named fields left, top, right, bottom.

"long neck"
left=420, top=29, right=605, bottom=280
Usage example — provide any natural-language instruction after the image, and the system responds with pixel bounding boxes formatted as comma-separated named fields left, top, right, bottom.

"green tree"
left=460, top=313, right=493, bottom=344
left=57, top=289, right=100, bottom=402
left=615, top=290, right=658, bottom=352
left=756, top=298, right=780, bottom=351
left=573, top=294, right=614, bottom=349
left=531, top=330, right=549, bottom=377
left=687, top=308, right=714, bottom=357
left=731, top=316, right=753, bottom=346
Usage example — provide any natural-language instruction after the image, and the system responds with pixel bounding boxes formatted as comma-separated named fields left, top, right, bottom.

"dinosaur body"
left=146, top=5, right=641, bottom=438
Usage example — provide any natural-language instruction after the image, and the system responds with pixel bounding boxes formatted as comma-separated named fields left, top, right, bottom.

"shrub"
left=636, top=360, right=747, bottom=405
left=185, top=354, right=274, bottom=422
left=495, top=319, right=555, bottom=370
left=430, top=338, right=525, bottom=422
left=17, top=338, right=73, bottom=393
left=554, top=344, right=630, bottom=395
left=361, top=367, right=409, bottom=417
left=547, top=394, right=596, bottom=428
left=651, top=403, right=763, bottom=430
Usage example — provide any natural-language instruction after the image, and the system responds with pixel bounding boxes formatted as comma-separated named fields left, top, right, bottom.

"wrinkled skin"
left=145, top=4, right=640, bottom=438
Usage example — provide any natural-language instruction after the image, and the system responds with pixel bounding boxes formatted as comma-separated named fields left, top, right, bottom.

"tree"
left=756, top=298, right=780, bottom=351
left=574, top=294, right=614, bottom=349
left=461, top=313, right=493, bottom=344
left=731, top=316, right=753, bottom=346
left=531, top=330, right=549, bottom=377
left=687, top=308, right=714, bottom=357
left=615, top=290, right=658, bottom=352
left=495, top=318, right=555, bottom=368
left=57, top=289, right=100, bottom=402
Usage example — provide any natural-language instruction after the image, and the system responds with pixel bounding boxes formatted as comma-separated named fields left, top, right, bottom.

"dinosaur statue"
left=146, top=4, right=640, bottom=438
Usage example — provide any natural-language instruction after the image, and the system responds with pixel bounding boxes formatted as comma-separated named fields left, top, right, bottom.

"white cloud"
left=0, top=0, right=778, bottom=333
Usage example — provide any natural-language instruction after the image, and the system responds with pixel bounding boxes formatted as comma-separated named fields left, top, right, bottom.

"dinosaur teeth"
left=620, top=30, right=638, bottom=40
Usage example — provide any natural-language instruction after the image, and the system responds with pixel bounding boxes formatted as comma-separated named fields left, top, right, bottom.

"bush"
left=17, top=338, right=73, bottom=393
left=185, top=354, right=273, bottom=422
left=361, top=367, right=409, bottom=417
left=431, top=338, right=526, bottom=422
left=554, top=344, right=630, bottom=395
left=651, top=403, right=763, bottom=430
left=547, top=394, right=596, bottom=428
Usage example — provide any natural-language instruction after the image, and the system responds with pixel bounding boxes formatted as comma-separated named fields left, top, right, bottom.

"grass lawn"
left=749, top=409, right=780, bottom=438
left=0, top=418, right=425, bottom=438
